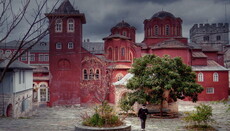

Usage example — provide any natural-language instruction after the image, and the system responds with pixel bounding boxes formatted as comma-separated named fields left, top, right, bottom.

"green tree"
left=126, top=55, right=203, bottom=116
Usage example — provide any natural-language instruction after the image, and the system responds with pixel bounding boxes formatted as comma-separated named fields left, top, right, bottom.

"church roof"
left=112, top=20, right=135, bottom=29
left=108, top=64, right=131, bottom=69
left=151, top=11, right=176, bottom=19
left=192, top=60, right=228, bottom=71
left=82, top=42, right=104, bottom=54
left=54, top=0, right=79, bottom=14
left=151, top=39, right=189, bottom=49
left=103, top=34, right=132, bottom=40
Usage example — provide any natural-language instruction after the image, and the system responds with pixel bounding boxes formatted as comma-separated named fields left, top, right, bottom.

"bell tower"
left=45, top=0, right=86, bottom=106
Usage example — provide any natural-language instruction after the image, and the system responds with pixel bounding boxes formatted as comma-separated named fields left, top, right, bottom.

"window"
left=56, top=42, right=62, bottom=49
left=198, top=73, right=204, bottom=82
left=147, top=28, right=151, bottom=36
left=122, top=31, right=127, bottom=36
left=55, top=19, right=62, bottom=32
left=95, top=69, right=100, bottom=80
left=154, top=25, right=159, bottom=35
left=165, top=25, right=170, bottom=35
left=0, top=50, right=3, bottom=54
left=203, top=36, right=209, bottom=41
left=44, top=54, right=49, bottom=61
left=21, top=52, right=27, bottom=61
left=107, top=47, right=113, bottom=60
left=213, top=72, right=219, bottom=82
left=89, top=69, right=94, bottom=80
left=30, top=54, right=35, bottom=61
left=216, top=35, right=221, bottom=41
left=5, top=50, right=12, bottom=57
left=83, top=69, right=88, bottom=80
left=121, top=48, right=125, bottom=56
left=206, top=87, right=214, bottom=94
left=40, top=88, right=47, bottom=102
left=67, top=19, right=74, bottom=32
left=68, top=42, right=74, bottom=49
left=39, top=54, right=49, bottom=62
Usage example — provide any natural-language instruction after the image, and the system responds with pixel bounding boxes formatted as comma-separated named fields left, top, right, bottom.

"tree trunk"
left=160, top=98, right=163, bottom=117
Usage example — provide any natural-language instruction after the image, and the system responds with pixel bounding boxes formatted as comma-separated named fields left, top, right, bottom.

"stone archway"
left=6, top=104, right=13, bottom=117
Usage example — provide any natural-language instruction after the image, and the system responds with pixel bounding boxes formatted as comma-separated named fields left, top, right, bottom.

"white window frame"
left=198, top=72, right=204, bottom=82
left=121, top=48, right=125, bottom=56
left=68, top=42, right=74, bottom=49
left=67, top=19, right=74, bottom=32
left=55, top=19, right=62, bottom=32
left=44, top=54, right=49, bottom=61
left=213, top=72, right=219, bottom=82
left=83, top=69, right=88, bottom=80
left=30, top=54, right=35, bottom=61
left=21, top=52, right=27, bottom=61
left=154, top=25, right=159, bottom=35
left=39, top=54, right=44, bottom=61
left=95, top=69, right=100, bottom=80
left=56, top=42, right=62, bottom=49
left=206, top=87, right=214, bottom=94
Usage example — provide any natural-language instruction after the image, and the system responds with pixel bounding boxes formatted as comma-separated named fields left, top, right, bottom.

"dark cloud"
left=3, top=0, right=230, bottom=43
left=124, top=0, right=182, bottom=5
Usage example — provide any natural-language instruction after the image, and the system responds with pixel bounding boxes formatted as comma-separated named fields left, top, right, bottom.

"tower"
left=45, top=0, right=86, bottom=106
left=143, top=11, right=186, bottom=46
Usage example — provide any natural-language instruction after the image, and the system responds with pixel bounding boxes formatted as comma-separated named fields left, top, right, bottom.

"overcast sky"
left=4, top=0, right=230, bottom=43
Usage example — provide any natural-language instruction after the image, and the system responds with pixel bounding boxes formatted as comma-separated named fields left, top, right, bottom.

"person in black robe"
left=138, top=104, right=149, bottom=130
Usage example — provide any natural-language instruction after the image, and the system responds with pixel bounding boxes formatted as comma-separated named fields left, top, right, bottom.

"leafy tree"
left=126, top=55, right=203, bottom=116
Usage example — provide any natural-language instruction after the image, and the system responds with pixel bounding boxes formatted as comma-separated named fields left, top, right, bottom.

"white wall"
left=13, top=69, right=33, bottom=93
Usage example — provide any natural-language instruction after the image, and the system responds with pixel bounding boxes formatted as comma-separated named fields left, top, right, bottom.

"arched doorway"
left=6, top=104, right=13, bottom=117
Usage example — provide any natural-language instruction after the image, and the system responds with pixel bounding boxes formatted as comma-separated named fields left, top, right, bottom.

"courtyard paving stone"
left=0, top=100, right=229, bottom=131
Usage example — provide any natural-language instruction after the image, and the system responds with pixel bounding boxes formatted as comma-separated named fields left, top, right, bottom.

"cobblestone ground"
left=0, top=100, right=229, bottom=131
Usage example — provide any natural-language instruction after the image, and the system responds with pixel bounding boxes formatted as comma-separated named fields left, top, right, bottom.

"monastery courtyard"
left=0, top=100, right=229, bottom=131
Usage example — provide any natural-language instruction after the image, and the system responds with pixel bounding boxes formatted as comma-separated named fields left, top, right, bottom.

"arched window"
left=147, top=28, right=151, bottom=36
left=68, top=42, right=74, bottom=49
left=122, top=31, right=127, bottom=36
left=83, top=69, right=88, bottom=80
left=213, top=72, right=219, bottom=82
left=56, top=42, right=62, bottom=49
left=165, top=25, right=170, bottom=35
left=55, top=19, right=62, bottom=32
left=107, top=47, right=113, bottom=60
left=67, top=19, right=74, bottom=32
left=198, top=73, right=204, bottom=82
left=95, top=69, right=100, bottom=80
left=121, top=48, right=125, bottom=56
left=89, top=69, right=94, bottom=80
left=154, top=25, right=159, bottom=35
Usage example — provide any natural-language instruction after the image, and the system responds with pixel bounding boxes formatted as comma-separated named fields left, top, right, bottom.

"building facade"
left=1, top=0, right=229, bottom=107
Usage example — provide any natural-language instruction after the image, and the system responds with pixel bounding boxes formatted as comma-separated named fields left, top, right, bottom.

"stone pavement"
left=0, top=100, right=229, bottom=131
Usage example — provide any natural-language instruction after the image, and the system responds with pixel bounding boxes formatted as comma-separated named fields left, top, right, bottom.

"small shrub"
left=183, top=104, right=215, bottom=128
left=82, top=101, right=123, bottom=127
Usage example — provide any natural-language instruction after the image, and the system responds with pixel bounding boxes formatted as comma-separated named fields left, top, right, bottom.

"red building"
left=11, top=0, right=226, bottom=106
left=1, top=0, right=228, bottom=106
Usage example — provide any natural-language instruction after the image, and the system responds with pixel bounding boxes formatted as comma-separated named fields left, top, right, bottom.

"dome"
left=151, top=11, right=175, bottom=19
left=114, top=20, right=131, bottom=28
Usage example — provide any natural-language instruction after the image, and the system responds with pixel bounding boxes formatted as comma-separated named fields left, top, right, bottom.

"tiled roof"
left=0, top=40, right=49, bottom=52
left=82, top=42, right=104, bottom=54
left=151, top=11, right=175, bottom=19
left=33, top=66, right=49, bottom=73
left=192, top=60, right=228, bottom=71
left=103, top=34, right=131, bottom=40
left=192, top=52, right=207, bottom=58
left=151, top=39, right=189, bottom=49
left=188, top=42, right=202, bottom=49
left=54, top=0, right=79, bottom=14
left=134, top=43, right=148, bottom=49
left=0, top=59, right=33, bottom=69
